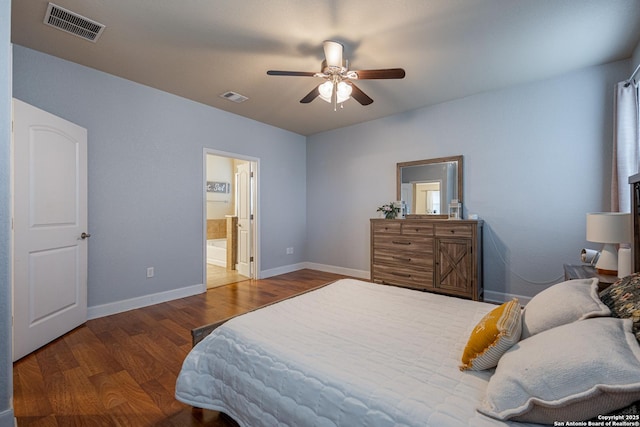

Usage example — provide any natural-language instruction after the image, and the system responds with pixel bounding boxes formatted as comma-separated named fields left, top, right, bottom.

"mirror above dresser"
left=374, top=155, right=481, bottom=300
left=397, top=155, right=463, bottom=218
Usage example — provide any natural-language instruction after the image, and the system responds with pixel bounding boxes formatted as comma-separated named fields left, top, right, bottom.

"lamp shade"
left=586, top=212, right=631, bottom=244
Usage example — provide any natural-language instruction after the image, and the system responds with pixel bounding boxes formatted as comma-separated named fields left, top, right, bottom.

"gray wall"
left=0, top=0, right=13, bottom=424
left=307, top=60, right=630, bottom=301
left=13, top=45, right=307, bottom=308
left=8, top=43, right=638, bottom=313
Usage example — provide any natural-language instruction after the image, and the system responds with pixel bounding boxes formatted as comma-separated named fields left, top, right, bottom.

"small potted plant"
left=377, top=202, right=400, bottom=219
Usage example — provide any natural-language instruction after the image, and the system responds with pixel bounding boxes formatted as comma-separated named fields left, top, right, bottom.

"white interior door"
left=12, top=99, right=88, bottom=361
left=236, top=162, right=252, bottom=277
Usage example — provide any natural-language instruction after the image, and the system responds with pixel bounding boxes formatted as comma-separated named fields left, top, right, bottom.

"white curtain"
left=611, top=80, right=640, bottom=213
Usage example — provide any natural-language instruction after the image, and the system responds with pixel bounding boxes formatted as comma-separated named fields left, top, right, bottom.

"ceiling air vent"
left=219, top=91, right=249, bottom=103
left=43, top=3, right=105, bottom=42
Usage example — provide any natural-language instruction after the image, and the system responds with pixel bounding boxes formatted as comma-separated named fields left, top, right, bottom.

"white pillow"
left=479, top=317, right=640, bottom=424
left=520, top=278, right=610, bottom=339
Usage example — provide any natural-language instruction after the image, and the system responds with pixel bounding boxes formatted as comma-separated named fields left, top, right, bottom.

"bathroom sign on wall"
left=207, top=181, right=230, bottom=193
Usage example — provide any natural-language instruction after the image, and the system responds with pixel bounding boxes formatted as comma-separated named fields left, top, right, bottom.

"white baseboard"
left=302, top=262, right=369, bottom=279
left=259, top=262, right=308, bottom=279
left=87, top=283, right=206, bottom=320
left=260, top=262, right=369, bottom=280
left=484, top=290, right=532, bottom=305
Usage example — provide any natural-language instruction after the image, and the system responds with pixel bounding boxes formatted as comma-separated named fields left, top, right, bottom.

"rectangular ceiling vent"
left=219, top=91, right=249, bottom=103
left=43, top=3, right=105, bottom=42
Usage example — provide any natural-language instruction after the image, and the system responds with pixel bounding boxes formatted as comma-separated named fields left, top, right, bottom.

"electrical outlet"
left=146, top=267, right=154, bottom=278
left=286, top=247, right=294, bottom=255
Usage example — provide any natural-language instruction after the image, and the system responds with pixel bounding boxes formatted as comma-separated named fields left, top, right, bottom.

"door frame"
left=202, top=148, right=260, bottom=282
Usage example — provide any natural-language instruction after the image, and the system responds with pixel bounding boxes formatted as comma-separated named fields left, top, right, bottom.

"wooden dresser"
left=370, top=218, right=483, bottom=301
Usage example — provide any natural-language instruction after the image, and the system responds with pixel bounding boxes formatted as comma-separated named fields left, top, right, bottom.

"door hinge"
left=250, top=171, right=254, bottom=178
left=250, top=256, right=254, bottom=262
left=250, top=214, right=254, bottom=220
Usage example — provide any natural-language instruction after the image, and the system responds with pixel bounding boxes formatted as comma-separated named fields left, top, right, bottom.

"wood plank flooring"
left=13, top=269, right=350, bottom=426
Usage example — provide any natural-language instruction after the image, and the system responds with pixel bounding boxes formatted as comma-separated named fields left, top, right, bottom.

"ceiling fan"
left=267, top=40, right=406, bottom=110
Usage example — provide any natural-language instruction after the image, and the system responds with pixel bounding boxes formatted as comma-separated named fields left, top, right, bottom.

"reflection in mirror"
left=397, top=155, right=463, bottom=217
left=415, top=182, right=441, bottom=214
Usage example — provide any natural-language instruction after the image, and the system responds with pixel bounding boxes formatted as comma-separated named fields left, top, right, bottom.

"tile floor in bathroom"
left=206, top=263, right=248, bottom=288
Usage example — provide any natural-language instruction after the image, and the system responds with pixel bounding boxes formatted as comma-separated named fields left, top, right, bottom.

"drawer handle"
left=392, top=241, right=411, bottom=245
left=391, top=272, right=412, bottom=278
left=392, top=256, right=411, bottom=262
left=450, top=230, right=455, bottom=234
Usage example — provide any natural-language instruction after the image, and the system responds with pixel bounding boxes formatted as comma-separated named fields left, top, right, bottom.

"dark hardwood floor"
left=13, top=269, right=350, bottom=426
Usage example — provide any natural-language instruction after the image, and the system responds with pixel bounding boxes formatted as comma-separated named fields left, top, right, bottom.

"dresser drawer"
left=372, top=264, right=433, bottom=290
left=372, top=248, right=433, bottom=270
left=373, top=235, right=433, bottom=252
left=434, top=223, right=473, bottom=238
left=400, top=222, right=434, bottom=235
left=372, top=221, right=402, bottom=235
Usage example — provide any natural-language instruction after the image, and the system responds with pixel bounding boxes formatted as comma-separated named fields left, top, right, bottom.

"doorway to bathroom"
left=204, top=149, right=259, bottom=289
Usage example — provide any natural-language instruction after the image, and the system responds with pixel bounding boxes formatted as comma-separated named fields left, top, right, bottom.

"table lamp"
left=586, top=212, right=631, bottom=275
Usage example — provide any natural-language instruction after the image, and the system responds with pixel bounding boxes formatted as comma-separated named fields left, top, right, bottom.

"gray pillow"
left=479, top=317, right=640, bottom=423
left=521, top=278, right=610, bottom=339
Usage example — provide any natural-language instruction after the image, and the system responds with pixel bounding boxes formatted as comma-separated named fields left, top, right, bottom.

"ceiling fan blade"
left=352, top=68, right=406, bottom=79
left=349, top=83, right=373, bottom=105
left=267, top=70, right=317, bottom=77
left=300, top=85, right=321, bottom=103
left=323, top=40, right=343, bottom=68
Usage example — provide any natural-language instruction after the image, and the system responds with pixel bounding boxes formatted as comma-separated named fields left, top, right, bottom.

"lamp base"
left=595, top=243, right=619, bottom=277
left=596, top=267, right=618, bottom=276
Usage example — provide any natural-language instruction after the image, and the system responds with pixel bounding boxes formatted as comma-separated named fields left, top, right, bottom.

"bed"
left=175, top=276, right=640, bottom=426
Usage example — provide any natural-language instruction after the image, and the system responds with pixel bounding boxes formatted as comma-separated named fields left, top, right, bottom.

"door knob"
left=80, top=232, right=91, bottom=239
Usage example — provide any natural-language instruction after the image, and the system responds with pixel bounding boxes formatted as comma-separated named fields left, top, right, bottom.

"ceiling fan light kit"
left=267, top=40, right=405, bottom=111
left=318, top=81, right=352, bottom=104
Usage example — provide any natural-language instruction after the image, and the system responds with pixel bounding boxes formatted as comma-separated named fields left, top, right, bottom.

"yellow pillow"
left=460, top=298, right=522, bottom=371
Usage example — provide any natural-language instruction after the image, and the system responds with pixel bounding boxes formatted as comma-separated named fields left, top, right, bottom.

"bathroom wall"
left=206, top=154, right=235, bottom=219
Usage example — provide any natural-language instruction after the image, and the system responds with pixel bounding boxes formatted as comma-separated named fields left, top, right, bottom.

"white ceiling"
left=11, top=0, right=640, bottom=136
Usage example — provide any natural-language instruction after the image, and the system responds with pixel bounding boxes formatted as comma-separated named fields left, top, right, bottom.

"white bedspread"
left=175, top=278, right=542, bottom=426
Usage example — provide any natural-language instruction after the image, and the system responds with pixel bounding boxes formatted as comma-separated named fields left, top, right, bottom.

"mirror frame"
left=396, top=155, right=463, bottom=218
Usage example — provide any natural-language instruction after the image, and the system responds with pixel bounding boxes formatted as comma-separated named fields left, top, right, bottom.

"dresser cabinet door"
left=434, top=237, right=473, bottom=296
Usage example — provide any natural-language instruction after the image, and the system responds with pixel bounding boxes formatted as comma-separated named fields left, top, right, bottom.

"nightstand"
left=563, top=264, right=619, bottom=292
